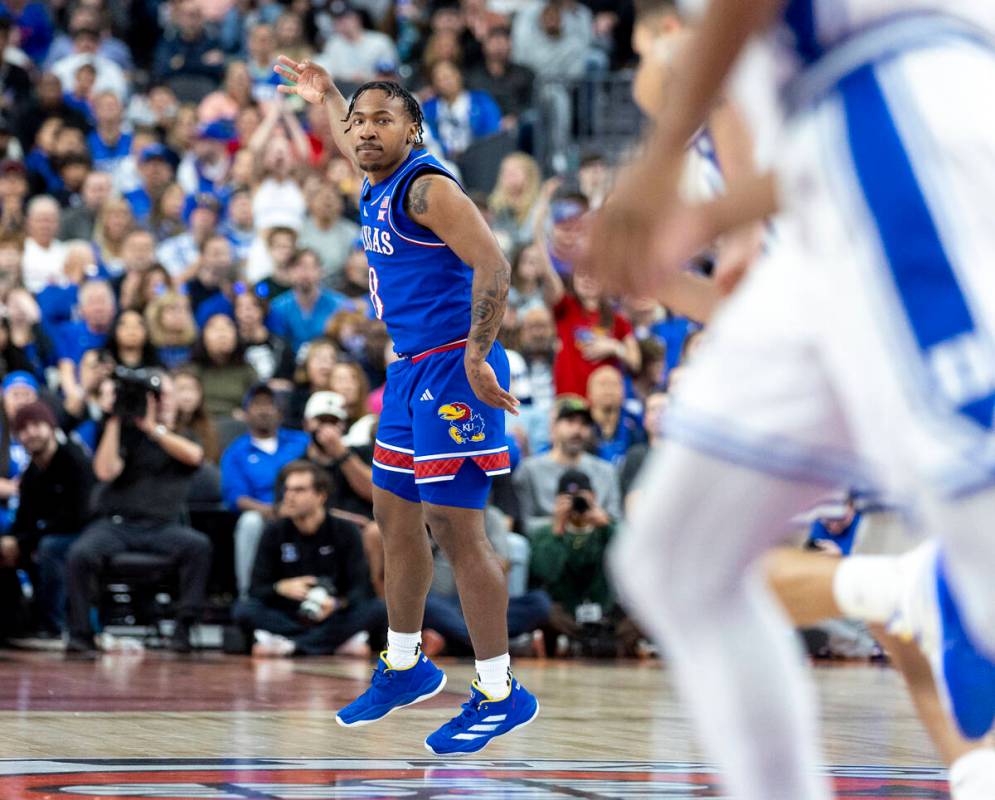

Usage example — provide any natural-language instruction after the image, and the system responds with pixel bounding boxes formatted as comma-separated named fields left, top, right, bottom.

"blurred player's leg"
left=612, top=444, right=830, bottom=800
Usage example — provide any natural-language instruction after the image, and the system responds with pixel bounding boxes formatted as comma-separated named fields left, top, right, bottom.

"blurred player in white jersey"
left=585, top=2, right=995, bottom=798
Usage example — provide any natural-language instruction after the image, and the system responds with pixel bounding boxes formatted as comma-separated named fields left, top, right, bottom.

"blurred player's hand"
left=466, top=358, right=520, bottom=416
left=274, top=56, right=332, bottom=105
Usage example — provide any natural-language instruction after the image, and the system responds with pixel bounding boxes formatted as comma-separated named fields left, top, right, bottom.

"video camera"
left=112, top=366, right=162, bottom=420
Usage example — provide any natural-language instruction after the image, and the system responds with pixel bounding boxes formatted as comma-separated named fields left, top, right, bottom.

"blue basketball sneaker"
left=336, top=651, right=447, bottom=727
left=424, top=676, right=539, bottom=755
left=889, top=543, right=995, bottom=739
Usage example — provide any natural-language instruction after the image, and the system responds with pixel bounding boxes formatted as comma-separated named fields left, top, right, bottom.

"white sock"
left=475, top=653, right=511, bottom=698
left=951, top=749, right=995, bottom=800
left=832, top=555, right=902, bottom=623
left=386, top=629, right=420, bottom=669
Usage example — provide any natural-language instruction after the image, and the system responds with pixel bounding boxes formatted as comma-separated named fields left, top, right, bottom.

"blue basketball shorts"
left=372, top=339, right=511, bottom=509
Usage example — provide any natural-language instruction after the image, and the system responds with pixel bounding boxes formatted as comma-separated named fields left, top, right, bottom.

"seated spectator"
left=152, top=0, right=225, bottom=96
left=59, top=170, right=113, bottom=241
left=0, top=370, right=43, bottom=530
left=620, top=390, right=667, bottom=514
left=1, top=1, right=54, bottom=76
left=184, top=233, right=234, bottom=317
left=508, top=242, right=552, bottom=315
left=334, top=243, right=372, bottom=305
left=512, top=396, right=621, bottom=534
left=273, top=11, right=312, bottom=67
left=124, top=144, right=178, bottom=225
left=421, top=505, right=552, bottom=656
left=303, top=391, right=374, bottom=522
left=0, top=17, right=31, bottom=111
left=514, top=305, right=558, bottom=452
left=586, top=365, right=646, bottom=466
left=0, top=317, right=39, bottom=378
left=65, top=372, right=211, bottom=655
left=253, top=226, right=297, bottom=301
left=286, top=337, right=338, bottom=428
left=62, top=63, right=96, bottom=124
left=86, top=91, right=132, bottom=175
left=146, top=290, right=197, bottom=369
left=234, top=288, right=294, bottom=384
left=632, top=336, right=666, bottom=404
left=50, top=27, right=128, bottom=101
left=297, top=184, right=360, bottom=285
left=196, top=60, right=252, bottom=124
left=233, top=460, right=386, bottom=657
left=55, top=279, right=116, bottom=401
left=511, top=0, right=595, bottom=80
left=467, top=25, right=536, bottom=133
left=245, top=23, right=281, bottom=103
left=13, top=74, right=90, bottom=159
left=158, top=193, right=221, bottom=280
left=0, top=159, right=29, bottom=235
left=422, top=60, right=501, bottom=161
left=149, top=181, right=186, bottom=242
left=324, top=308, right=369, bottom=363
left=22, top=195, right=67, bottom=293
left=135, top=264, right=171, bottom=314
left=44, top=6, right=133, bottom=72
left=1, top=402, right=94, bottom=636
left=5, top=289, right=56, bottom=380
left=314, top=2, right=400, bottom=86
left=106, top=309, right=162, bottom=370
left=0, top=232, right=22, bottom=300
left=489, top=154, right=542, bottom=256
left=329, top=361, right=376, bottom=448
left=177, top=122, right=232, bottom=199
left=62, top=348, right=115, bottom=451
left=221, top=187, right=255, bottom=265
left=172, top=368, right=221, bottom=464
left=191, top=313, right=258, bottom=418
left=92, top=196, right=135, bottom=273
left=530, top=468, right=635, bottom=657
left=51, top=152, right=93, bottom=210
left=270, top=248, right=353, bottom=354
left=222, top=383, right=309, bottom=598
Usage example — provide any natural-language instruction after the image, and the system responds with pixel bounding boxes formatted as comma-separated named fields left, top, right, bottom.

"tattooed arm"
left=405, top=173, right=520, bottom=414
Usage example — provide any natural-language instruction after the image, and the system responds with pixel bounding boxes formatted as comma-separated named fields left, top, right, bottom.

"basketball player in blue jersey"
left=274, top=56, right=538, bottom=755
left=583, top=1, right=995, bottom=798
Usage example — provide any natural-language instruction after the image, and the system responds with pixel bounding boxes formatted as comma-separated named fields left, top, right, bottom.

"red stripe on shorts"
left=472, top=451, right=511, bottom=472
left=414, top=457, right=465, bottom=479
left=374, top=445, right=414, bottom=469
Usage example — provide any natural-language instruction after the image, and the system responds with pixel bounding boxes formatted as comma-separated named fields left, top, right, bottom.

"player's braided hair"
left=343, top=81, right=425, bottom=145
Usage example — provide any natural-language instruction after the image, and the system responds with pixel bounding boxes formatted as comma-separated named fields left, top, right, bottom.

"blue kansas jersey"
left=360, top=149, right=473, bottom=355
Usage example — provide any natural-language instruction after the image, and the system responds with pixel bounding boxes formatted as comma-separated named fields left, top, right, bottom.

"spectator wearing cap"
left=22, top=195, right=67, bottom=293
left=221, top=383, right=310, bottom=597
left=512, top=396, right=621, bottom=535
left=152, top=0, right=225, bottom=95
left=314, top=2, right=399, bottom=85
left=86, top=92, right=132, bottom=175
left=467, top=26, right=536, bottom=134
left=0, top=158, right=28, bottom=234
left=587, top=365, right=646, bottom=466
left=0, top=1, right=54, bottom=64
left=303, top=391, right=374, bottom=522
left=0, top=370, right=42, bottom=529
left=123, top=144, right=178, bottom=224
left=422, top=60, right=502, bottom=161
left=51, top=27, right=128, bottom=102
left=0, top=16, right=31, bottom=112
left=59, top=170, right=113, bottom=241
left=297, top=185, right=360, bottom=285
left=157, top=193, right=221, bottom=280
left=0, top=401, right=94, bottom=635
left=177, top=121, right=232, bottom=199
left=269, top=248, right=353, bottom=355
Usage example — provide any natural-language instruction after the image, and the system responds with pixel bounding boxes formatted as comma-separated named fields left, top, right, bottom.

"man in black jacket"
left=0, top=402, right=94, bottom=636
left=234, top=460, right=386, bottom=657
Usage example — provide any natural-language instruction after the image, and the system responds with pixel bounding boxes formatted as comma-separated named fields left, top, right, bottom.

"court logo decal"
left=0, top=758, right=950, bottom=799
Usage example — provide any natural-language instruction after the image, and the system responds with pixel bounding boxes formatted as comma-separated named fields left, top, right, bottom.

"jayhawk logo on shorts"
left=438, top=402, right=486, bottom=445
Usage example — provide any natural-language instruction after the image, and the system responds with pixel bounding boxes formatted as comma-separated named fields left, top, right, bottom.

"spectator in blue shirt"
left=124, top=144, right=178, bottom=225
left=55, top=279, right=115, bottom=405
left=422, top=60, right=502, bottom=160
left=86, top=91, right=131, bottom=174
left=0, top=1, right=54, bottom=63
left=586, top=364, right=646, bottom=466
left=269, top=248, right=352, bottom=354
left=221, top=383, right=309, bottom=597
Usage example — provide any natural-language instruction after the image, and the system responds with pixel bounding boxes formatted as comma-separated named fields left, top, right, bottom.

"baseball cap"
left=304, top=391, right=348, bottom=422
left=554, top=394, right=593, bottom=424
left=139, top=143, right=178, bottom=167
left=197, top=120, right=234, bottom=142
left=243, top=382, right=276, bottom=407
left=2, top=371, right=39, bottom=393
left=556, top=468, right=592, bottom=496
left=12, top=400, right=57, bottom=434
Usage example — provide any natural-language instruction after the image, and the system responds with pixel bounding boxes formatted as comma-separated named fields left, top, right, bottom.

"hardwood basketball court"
left=0, top=650, right=950, bottom=798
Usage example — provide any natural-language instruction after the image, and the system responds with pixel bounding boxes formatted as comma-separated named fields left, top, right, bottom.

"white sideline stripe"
left=482, top=714, right=507, bottom=722
left=375, top=440, right=415, bottom=454
left=468, top=724, right=499, bottom=732
left=415, top=475, right=457, bottom=484
left=373, top=461, right=415, bottom=475
left=452, top=733, right=484, bottom=740
left=413, top=446, right=509, bottom=461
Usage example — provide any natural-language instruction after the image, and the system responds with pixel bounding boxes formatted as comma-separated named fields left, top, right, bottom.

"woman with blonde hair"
left=488, top=152, right=542, bottom=252
left=146, top=290, right=198, bottom=369
left=329, top=360, right=375, bottom=447
left=92, top=197, right=135, bottom=272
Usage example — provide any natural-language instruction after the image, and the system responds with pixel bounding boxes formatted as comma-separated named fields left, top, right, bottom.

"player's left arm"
left=406, top=173, right=520, bottom=415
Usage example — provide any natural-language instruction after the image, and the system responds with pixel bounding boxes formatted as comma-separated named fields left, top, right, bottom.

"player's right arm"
left=274, top=56, right=358, bottom=169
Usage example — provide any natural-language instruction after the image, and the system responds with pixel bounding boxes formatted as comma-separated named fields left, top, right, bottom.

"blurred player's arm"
left=274, top=56, right=358, bottom=167
left=405, top=174, right=520, bottom=415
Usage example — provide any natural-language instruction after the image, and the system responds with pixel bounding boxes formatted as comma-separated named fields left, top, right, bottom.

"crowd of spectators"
left=0, top=0, right=702, bottom=660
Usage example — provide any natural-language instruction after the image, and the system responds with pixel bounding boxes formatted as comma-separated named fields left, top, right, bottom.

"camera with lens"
left=112, top=366, right=162, bottom=420
left=569, top=493, right=590, bottom=515
left=299, top=578, right=337, bottom=621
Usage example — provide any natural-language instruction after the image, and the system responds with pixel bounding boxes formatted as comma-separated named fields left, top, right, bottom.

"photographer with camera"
left=233, top=460, right=386, bottom=657
left=65, top=368, right=212, bottom=656
left=530, top=468, right=627, bottom=657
